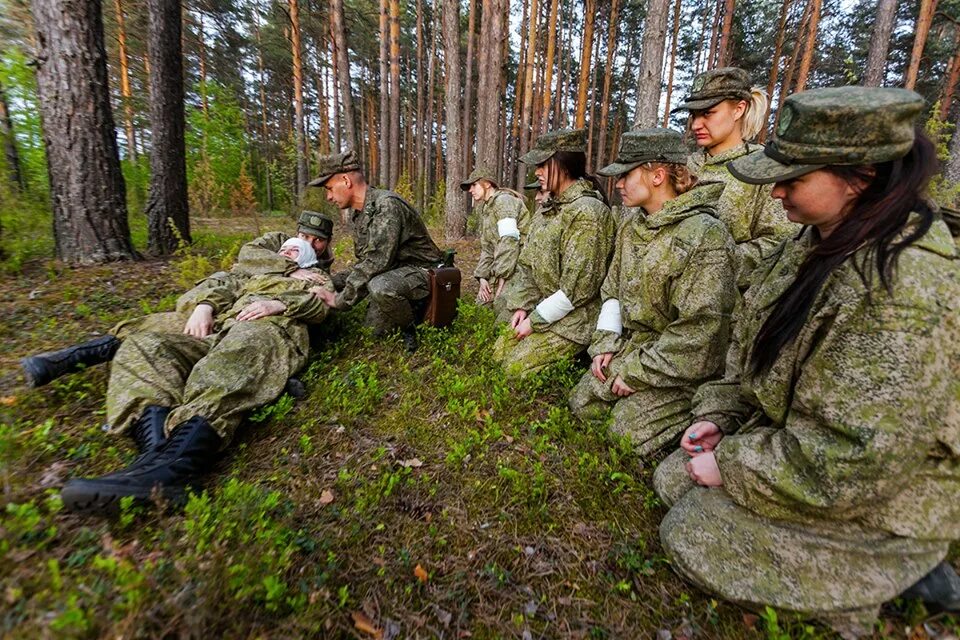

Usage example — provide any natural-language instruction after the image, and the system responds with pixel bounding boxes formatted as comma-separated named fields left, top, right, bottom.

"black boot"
left=401, top=326, right=419, bottom=354
left=61, top=416, right=222, bottom=514
left=21, top=335, right=121, bottom=387
left=901, top=562, right=960, bottom=613
left=127, top=405, right=170, bottom=462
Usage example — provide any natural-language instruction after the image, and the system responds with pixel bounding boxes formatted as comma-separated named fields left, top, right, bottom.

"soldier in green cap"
left=20, top=210, right=336, bottom=387
left=59, top=237, right=336, bottom=513
left=495, top=128, right=616, bottom=377
left=675, top=67, right=796, bottom=290
left=654, top=87, right=960, bottom=634
left=568, top=128, right=737, bottom=457
left=461, top=166, right=530, bottom=321
left=309, top=149, right=443, bottom=344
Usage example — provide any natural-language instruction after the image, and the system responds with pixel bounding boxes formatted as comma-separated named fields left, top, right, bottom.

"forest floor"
left=0, top=212, right=957, bottom=639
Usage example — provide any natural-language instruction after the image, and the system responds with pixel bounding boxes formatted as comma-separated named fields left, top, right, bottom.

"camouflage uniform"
left=656, top=87, right=960, bottom=635
left=107, top=270, right=333, bottom=446
left=313, top=150, right=444, bottom=334
left=676, top=68, right=796, bottom=289
left=462, top=166, right=531, bottom=322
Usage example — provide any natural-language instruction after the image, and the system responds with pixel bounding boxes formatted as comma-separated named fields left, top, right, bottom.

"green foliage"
left=423, top=180, right=446, bottom=225
left=0, top=48, right=48, bottom=194
left=926, top=107, right=960, bottom=208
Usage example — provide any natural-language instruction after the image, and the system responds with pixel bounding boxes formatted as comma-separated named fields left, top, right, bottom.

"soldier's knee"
left=653, top=450, right=693, bottom=507
left=367, top=274, right=395, bottom=300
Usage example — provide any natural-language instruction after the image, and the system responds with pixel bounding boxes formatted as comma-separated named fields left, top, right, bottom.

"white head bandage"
left=535, top=289, right=574, bottom=323
left=497, top=217, right=520, bottom=240
left=280, top=237, right=318, bottom=268
left=596, top=298, right=623, bottom=335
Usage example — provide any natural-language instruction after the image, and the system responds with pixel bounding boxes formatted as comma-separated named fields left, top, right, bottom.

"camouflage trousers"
left=478, top=291, right=512, bottom=324
left=366, top=265, right=430, bottom=335
left=493, top=329, right=583, bottom=378
left=568, top=355, right=692, bottom=458
left=106, top=318, right=309, bottom=447
left=654, top=449, right=948, bottom=638
left=110, top=311, right=191, bottom=339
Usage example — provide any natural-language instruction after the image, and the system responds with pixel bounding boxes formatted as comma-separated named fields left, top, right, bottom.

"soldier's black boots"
left=401, top=326, right=418, bottom=354
left=129, top=405, right=170, bottom=461
left=61, top=415, right=222, bottom=514
left=902, top=562, right=960, bottom=613
left=21, top=335, right=121, bottom=387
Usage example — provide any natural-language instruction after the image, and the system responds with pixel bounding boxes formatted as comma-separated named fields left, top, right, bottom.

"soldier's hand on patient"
left=682, top=421, right=723, bottom=456
left=237, top=299, right=287, bottom=321
left=290, top=268, right=327, bottom=283
left=610, top=375, right=635, bottom=397
left=314, top=287, right=337, bottom=307
left=477, top=278, right=493, bottom=303
left=685, top=452, right=722, bottom=487
left=591, top=353, right=613, bottom=382
left=184, top=304, right=215, bottom=338
left=514, top=317, right=533, bottom=340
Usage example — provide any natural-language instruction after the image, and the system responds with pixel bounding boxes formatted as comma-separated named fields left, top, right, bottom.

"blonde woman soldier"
left=676, top=67, right=796, bottom=289
left=461, top=166, right=530, bottom=322
left=495, top=128, right=616, bottom=377
left=569, top=129, right=737, bottom=456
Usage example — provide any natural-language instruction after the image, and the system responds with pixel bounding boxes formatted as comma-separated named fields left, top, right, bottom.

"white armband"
left=596, top=298, right=623, bottom=335
left=497, top=217, right=520, bottom=240
left=535, top=289, right=575, bottom=323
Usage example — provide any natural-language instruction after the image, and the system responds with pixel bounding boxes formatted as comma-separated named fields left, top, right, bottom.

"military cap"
left=728, top=86, right=924, bottom=185
left=297, top=210, right=334, bottom=239
left=674, top=67, right=753, bottom=112
left=308, top=149, right=362, bottom=187
left=597, top=128, right=688, bottom=177
left=524, top=179, right=542, bottom=190
left=519, top=128, right=587, bottom=165
left=460, top=166, right=500, bottom=191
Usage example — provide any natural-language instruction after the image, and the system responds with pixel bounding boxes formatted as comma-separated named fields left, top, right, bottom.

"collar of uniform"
left=699, top=142, right=760, bottom=168
left=555, top=178, right=599, bottom=206
left=640, top=182, right=723, bottom=229
left=356, top=187, right=386, bottom=217
left=906, top=210, right=958, bottom=259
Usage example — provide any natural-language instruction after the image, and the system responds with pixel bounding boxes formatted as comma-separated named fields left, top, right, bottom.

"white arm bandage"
left=596, top=298, right=623, bottom=335
left=535, top=289, right=575, bottom=323
left=497, top=217, right=520, bottom=240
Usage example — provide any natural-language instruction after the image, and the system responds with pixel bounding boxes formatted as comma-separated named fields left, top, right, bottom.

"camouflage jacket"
left=692, top=216, right=960, bottom=539
left=503, top=179, right=615, bottom=344
left=334, top=188, right=443, bottom=308
left=688, top=144, right=796, bottom=288
left=473, top=189, right=531, bottom=283
left=234, top=231, right=334, bottom=277
left=589, top=182, right=737, bottom=390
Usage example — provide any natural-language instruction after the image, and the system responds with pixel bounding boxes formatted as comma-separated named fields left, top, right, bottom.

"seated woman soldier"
left=568, top=128, right=737, bottom=458
left=654, top=86, right=960, bottom=636
left=495, top=128, right=615, bottom=378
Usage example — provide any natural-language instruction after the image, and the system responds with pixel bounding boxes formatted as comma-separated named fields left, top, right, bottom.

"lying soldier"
left=59, top=237, right=334, bottom=514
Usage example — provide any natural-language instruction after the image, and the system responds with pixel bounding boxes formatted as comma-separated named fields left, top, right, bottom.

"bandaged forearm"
left=535, top=289, right=575, bottom=323
left=497, top=217, right=520, bottom=240
left=596, top=298, right=623, bottom=335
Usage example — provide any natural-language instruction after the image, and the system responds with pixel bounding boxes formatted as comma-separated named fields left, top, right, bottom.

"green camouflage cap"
left=519, top=128, right=587, bottom=165
left=297, top=210, right=334, bottom=239
left=597, top=128, right=688, bottom=177
left=728, top=86, right=924, bottom=185
left=524, top=179, right=542, bottom=190
left=460, top=166, right=500, bottom=191
left=674, top=67, right=752, bottom=112
left=308, top=148, right=362, bottom=187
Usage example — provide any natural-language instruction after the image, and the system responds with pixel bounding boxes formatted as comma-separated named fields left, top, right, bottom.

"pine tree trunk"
left=596, top=0, right=618, bottom=170
left=289, top=0, right=307, bottom=196
left=662, top=0, right=683, bottom=124
left=586, top=21, right=602, bottom=160
left=476, top=0, right=506, bottom=173
left=463, top=0, right=478, bottom=173
left=759, top=0, right=792, bottom=142
left=905, top=0, right=938, bottom=90
left=539, top=0, right=559, bottom=134
left=331, top=0, right=357, bottom=152
left=254, top=10, right=273, bottom=210
left=517, top=0, right=538, bottom=187
left=331, top=34, right=342, bottom=150
left=775, top=0, right=811, bottom=130
left=940, top=27, right=960, bottom=120
left=378, top=0, right=389, bottom=186
left=32, top=0, right=135, bottom=263
left=863, top=0, right=898, bottom=86
left=574, top=0, right=596, bottom=128
left=442, top=0, right=465, bottom=239
left=694, top=0, right=710, bottom=75
left=388, top=0, right=401, bottom=187
left=316, top=29, right=331, bottom=154
left=422, top=9, right=438, bottom=202
left=707, top=0, right=721, bottom=69
left=144, top=0, right=188, bottom=255
left=634, top=0, right=670, bottom=127
left=197, top=12, right=208, bottom=114
left=113, top=0, right=137, bottom=161
left=416, top=0, right=425, bottom=191
left=0, top=79, right=23, bottom=191
left=794, top=0, right=821, bottom=92
left=717, top=0, right=735, bottom=67
left=511, top=0, right=529, bottom=182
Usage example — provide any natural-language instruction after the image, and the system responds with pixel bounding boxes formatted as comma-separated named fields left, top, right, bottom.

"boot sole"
left=61, top=481, right=187, bottom=515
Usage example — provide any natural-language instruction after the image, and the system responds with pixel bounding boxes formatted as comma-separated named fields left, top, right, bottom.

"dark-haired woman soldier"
left=654, top=87, right=960, bottom=636
left=495, top=128, right=615, bottom=377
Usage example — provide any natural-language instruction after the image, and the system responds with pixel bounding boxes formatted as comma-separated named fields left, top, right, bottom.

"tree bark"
left=794, top=0, right=821, bottom=92
left=759, top=0, right=792, bottom=142
left=586, top=19, right=602, bottom=160
left=254, top=8, right=273, bottom=210
left=476, top=0, right=506, bottom=173
left=145, top=0, right=189, bottom=254
left=0, top=79, right=23, bottom=191
left=518, top=0, right=538, bottom=183
left=378, top=0, right=389, bottom=186
left=416, top=0, right=425, bottom=191
left=539, top=0, right=559, bottom=134
left=904, top=0, right=938, bottom=90
left=331, top=0, right=357, bottom=152
left=775, top=0, right=812, bottom=131
left=634, top=0, right=670, bottom=128
left=863, top=0, right=898, bottom=86
left=422, top=8, right=438, bottom=201
left=442, top=0, right=465, bottom=239
left=463, top=0, right=477, bottom=172
left=113, top=0, right=137, bottom=161
left=574, top=0, right=596, bottom=128
left=32, top=0, right=135, bottom=263
left=289, top=0, right=307, bottom=196
left=717, top=0, right=735, bottom=67
left=662, top=0, right=683, bottom=124
left=940, top=27, right=960, bottom=120
left=596, top=0, right=619, bottom=171
left=388, top=0, right=401, bottom=187
left=511, top=0, right=529, bottom=183
left=707, top=0, right=721, bottom=69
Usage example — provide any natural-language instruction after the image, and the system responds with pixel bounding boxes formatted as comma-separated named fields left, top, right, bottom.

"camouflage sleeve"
left=333, top=202, right=403, bottom=308
left=736, top=188, right=793, bottom=288
left=502, top=255, right=540, bottom=312
left=588, top=222, right=628, bottom=358
left=618, top=232, right=736, bottom=390
left=489, top=196, right=526, bottom=281
left=473, top=205, right=494, bottom=281
left=275, top=276, right=334, bottom=325
left=176, top=272, right=245, bottom=316
left=529, top=209, right=612, bottom=330
left=714, top=307, right=944, bottom=520
left=235, top=231, right=296, bottom=277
